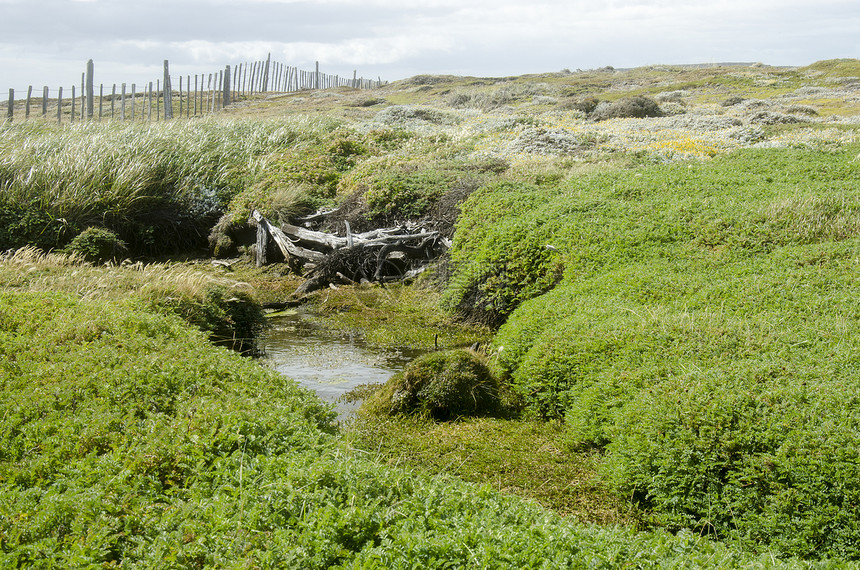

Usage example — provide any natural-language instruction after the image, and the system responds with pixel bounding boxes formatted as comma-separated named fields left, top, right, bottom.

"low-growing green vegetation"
left=446, top=144, right=860, bottom=559
left=1, top=290, right=789, bottom=567
left=363, top=349, right=501, bottom=420
left=4, top=59, right=860, bottom=566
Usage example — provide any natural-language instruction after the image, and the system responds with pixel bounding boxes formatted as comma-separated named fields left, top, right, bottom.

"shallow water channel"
left=258, top=309, right=424, bottom=418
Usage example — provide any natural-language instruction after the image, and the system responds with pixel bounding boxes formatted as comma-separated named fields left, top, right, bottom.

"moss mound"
left=365, top=349, right=500, bottom=420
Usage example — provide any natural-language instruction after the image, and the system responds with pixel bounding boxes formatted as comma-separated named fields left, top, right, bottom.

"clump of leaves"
left=364, top=349, right=500, bottom=420
left=61, top=226, right=127, bottom=262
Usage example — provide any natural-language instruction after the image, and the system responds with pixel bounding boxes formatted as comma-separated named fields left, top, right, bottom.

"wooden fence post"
left=263, top=53, right=271, bottom=92
left=111, top=84, right=116, bottom=119
left=223, top=65, right=231, bottom=108
left=42, top=86, right=48, bottom=117
left=187, top=75, right=191, bottom=118
left=25, top=86, right=32, bottom=120
left=163, top=60, right=173, bottom=119
left=207, top=74, right=212, bottom=112
left=149, top=81, right=154, bottom=122
left=57, top=87, right=63, bottom=124
left=121, top=83, right=126, bottom=120
left=131, top=84, right=136, bottom=121
left=315, top=61, right=320, bottom=89
left=6, top=89, right=12, bottom=123
left=86, top=59, right=94, bottom=119
left=71, top=85, right=76, bottom=122
left=179, top=75, right=183, bottom=118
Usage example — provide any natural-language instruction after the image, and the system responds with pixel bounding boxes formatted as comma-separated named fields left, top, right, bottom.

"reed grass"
left=0, top=116, right=343, bottom=254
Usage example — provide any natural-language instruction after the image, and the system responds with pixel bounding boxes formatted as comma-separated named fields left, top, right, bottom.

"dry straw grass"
left=0, top=246, right=249, bottom=303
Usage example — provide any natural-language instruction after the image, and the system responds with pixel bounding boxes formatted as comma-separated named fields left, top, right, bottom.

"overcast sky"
left=1, top=0, right=858, bottom=94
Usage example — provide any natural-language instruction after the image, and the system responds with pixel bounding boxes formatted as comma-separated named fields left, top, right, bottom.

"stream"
left=258, top=309, right=424, bottom=419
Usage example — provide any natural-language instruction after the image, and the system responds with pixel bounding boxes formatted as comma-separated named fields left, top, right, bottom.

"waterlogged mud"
left=259, top=308, right=424, bottom=417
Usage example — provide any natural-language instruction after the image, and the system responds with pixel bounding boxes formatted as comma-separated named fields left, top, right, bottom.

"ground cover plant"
left=449, top=144, right=860, bottom=559
left=4, top=59, right=860, bottom=566
left=0, top=290, right=790, bottom=567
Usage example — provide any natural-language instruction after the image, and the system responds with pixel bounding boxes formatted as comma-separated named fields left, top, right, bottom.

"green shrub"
left=605, top=373, right=860, bottom=560
left=61, top=226, right=128, bottom=262
left=591, top=96, right=663, bottom=121
left=337, top=157, right=499, bottom=226
left=364, top=349, right=500, bottom=420
left=472, top=145, right=860, bottom=558
left=443, top=180, right=566, bottom=327
left=558, top=96, right=600, bottom=114
left=0, top=199, right=77, bottom=252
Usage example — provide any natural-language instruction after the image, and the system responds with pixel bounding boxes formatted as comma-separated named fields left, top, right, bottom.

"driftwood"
left=251, top=209, right=450, bottom=297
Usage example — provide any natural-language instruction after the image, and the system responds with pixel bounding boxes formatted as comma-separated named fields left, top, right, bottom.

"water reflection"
left=258, top=309, right=422, bottom=416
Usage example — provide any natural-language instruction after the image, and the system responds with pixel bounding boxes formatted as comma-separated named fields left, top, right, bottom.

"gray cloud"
left=1, top=0, right=857, bottom=94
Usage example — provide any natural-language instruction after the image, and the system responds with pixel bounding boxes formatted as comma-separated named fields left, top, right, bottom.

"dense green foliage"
left=60, top=226, right=128, bottom=262
left=0, top=291, right=781, bottom=567
left=452, top=145, right=860, bottom=558
left=364, top=349, right=500, bottom=419
left=336, top=157, right=506, bottom=227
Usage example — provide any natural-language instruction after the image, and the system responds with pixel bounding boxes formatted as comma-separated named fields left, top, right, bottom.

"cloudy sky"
left=1, top=0, right=858, bottom=94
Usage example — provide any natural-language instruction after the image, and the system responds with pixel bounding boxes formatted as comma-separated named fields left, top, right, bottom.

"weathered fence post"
left=42, top=86, right=48, bottom=117
left=98, top=84, right=103, bottom=121
left=194, top=75, right=198, bottom=116
left=25, top=86, right=32, bottom=120
left=86, top=59, right=94, bottom=119
left=71, top=85, right=76, bottom=122
left=149, top=81, right=154, bottom=122
left=111, top=84, right=116, bottom=119
left=120, top=83, right=126, bottom=120
left=223, top=65, right=231, bottom=107
left=6, top=89, right=12, bottom=123
left=263, top=53, right=271, bottom=92
left=131, top=84, right=136, bottom=121
left=57, top=87, right=63, bottom=124
left=315, top=61, right=320, bottom=89
left=163, top=60, right=173, bottom=119
left=207, top=74, right=212, bottom=112
left=179, top=75, right=183, bottom=118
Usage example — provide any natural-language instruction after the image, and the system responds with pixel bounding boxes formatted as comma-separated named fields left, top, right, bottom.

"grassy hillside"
left=2, top=60, right=860, bottom=565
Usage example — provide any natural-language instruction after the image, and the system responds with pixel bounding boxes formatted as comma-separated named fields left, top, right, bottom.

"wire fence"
left=4, top=55, right=385, bottom=124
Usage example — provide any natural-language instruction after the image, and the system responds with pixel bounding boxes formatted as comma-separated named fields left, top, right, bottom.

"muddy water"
left=258, top=309, right=423, bottom=418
